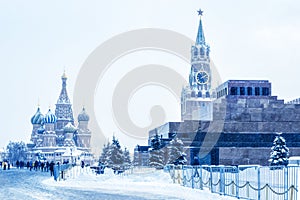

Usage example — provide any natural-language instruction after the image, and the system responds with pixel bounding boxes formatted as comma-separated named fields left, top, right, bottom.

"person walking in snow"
left=46, top=161, right=49, bottom=172
left=34, top=160, right=38, bottom=171
left=29, top=161, right=33, bottom=171
left=20, top=161, right=24, bottom=169
left=41, top=162, right=45, bottom=172
left=49, top=161, right=55, bottom=176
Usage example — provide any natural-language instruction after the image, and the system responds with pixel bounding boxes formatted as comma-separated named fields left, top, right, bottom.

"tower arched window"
left=206, top=47, right=210, bottom=56
left=200, top=48, right=205, bottom=55
left=206, top=91, right=210, bottom=98
left=194, top=48, right=198, bottom=56
left=198, top=92, right=202, bottom=98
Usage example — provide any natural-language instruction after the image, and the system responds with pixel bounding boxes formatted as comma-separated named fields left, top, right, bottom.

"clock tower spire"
left=196, top=9, right=205, bottom=45
left=181, top=9, right=213, bottom=121
left=189, top=9, right=211, bottom=97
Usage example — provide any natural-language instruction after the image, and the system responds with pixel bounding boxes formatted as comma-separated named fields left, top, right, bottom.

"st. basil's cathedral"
left=28, top=72, right=93, bottom=164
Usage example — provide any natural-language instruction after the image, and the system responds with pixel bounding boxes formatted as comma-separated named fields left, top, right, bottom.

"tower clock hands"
left=196, top=71, right=209, bottom=85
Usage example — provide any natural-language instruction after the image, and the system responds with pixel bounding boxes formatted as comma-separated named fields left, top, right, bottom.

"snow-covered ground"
left=2, top=166, right=298, bottom=199
left=43, top=167, right=236, bottom=200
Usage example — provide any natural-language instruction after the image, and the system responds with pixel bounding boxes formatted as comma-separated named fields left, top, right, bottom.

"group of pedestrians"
left=25, top=160, right=49, bottom=171
left=1, top=160, right=57, bottom=177
left=2, top=159, right=87, bottom=178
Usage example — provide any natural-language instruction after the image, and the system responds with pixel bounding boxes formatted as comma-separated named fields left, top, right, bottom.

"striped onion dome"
left=43, top=109, right=57, bottom=124
left=31, top=107, right=44, bottom=125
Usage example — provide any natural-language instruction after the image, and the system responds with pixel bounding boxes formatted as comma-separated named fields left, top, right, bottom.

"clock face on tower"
left=196, top=71, right=209, bottom=85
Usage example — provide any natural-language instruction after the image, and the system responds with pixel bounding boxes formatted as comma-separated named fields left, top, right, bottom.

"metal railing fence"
left=167, top=165, right=298, bottom=200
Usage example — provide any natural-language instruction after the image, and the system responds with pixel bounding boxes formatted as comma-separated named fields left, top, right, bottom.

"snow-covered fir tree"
left=123, top=147, right=131, bottom=169
left=167, top=137, right=187, bottom=165
left=99, top=142, right=110, bottom=166
left=149, top=133, right=164, bottom=169
left=269, top=133, right=289, bottom=166
left=107, top=136, right=124, bottom=169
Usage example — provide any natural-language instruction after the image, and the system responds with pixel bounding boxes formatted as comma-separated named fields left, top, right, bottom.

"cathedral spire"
left=57, top=71, right=70, bottom=104
left=55, top=71, right=74, bottom=135
left=196, top=9, right=206, bottom=45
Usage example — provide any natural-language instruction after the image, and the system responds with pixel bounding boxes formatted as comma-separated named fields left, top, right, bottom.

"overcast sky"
left=1, top=0, right=300, bottom=152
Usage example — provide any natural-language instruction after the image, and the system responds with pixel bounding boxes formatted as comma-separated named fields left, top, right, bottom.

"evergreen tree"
left=99, top=142, right=110, bottom=166
left=107, top=136, right=124, bottom=170
left=149, top=133, right=164, bottom=169
left=123, top=147, right=131, bottom=169
left=167, top=137, right=185, bottom=165
left=149, top=149, right=164, bottom=169
left=269, top=133, right=289, bottom=166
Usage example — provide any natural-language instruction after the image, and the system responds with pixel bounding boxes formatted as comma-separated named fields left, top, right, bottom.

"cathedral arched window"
left=191, top=91, right=196, bottom=97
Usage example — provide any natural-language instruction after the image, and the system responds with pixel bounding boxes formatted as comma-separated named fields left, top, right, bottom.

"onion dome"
left=78, top=107, right=89, bottom=122
left=31, top=107, right=44, bottom=125
left=64, top=122, right=77, bottom=133
left=43, top=109, right=57, bottom=124
left=37, top=126, right=45, bottom=134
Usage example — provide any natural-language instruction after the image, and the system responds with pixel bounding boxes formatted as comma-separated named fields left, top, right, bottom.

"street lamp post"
left=70, top=148, right=73, bottom=165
